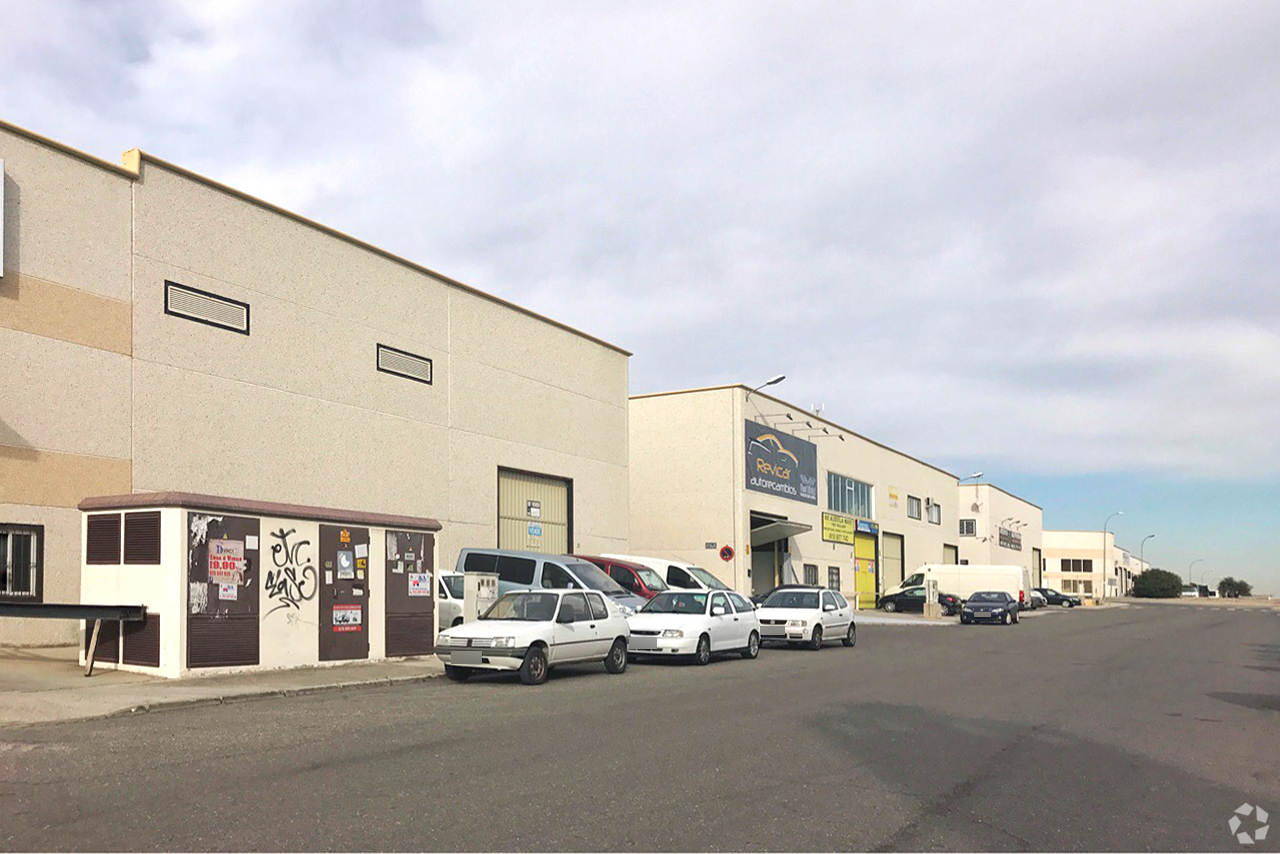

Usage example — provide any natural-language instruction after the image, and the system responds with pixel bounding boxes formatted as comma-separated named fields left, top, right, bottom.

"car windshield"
left=642, top=592, right=708, bottom=614
left=968, top=592, right=1006, bottom=603
left=481, top=591, right=559, bottom=622
left=442, top=575, right=464, bottom=600
left=565, top=561, right=629, bottom=596
left=686, top=567, right=729, bottom=589
left=635, top=567, right=668, bottom=590
left=761, top=590, right=819, bottom=609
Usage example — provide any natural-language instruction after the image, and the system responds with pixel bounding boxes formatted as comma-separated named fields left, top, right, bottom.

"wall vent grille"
left=164, top=281, right=250, bottom=335
left=377, top=344, right=433, bottom=385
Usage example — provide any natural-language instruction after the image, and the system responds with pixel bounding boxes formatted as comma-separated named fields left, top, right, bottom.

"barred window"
left=959, top=519, right=976, bottom=536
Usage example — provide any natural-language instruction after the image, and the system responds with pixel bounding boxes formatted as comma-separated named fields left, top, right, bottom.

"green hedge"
left=1132, top=568, right=1183, bottom=598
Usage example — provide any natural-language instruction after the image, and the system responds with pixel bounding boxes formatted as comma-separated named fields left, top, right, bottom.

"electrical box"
left=924, top=578, right=941, bottom=619
left=463, top=572, right=499, bottom=623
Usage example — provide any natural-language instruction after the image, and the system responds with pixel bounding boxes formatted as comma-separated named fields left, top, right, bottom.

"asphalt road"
left=2, top=604, right=1278, bottom=852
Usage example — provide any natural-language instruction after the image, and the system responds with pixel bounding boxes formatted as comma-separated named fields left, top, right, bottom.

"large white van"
left=600, top=554, right=732, bottom=591
left=886, top=565, right=1026, bottom=608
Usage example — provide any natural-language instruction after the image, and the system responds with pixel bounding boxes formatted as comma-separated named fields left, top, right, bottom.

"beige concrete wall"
left=1, top=124, right=134, bottom=643
left=630, top=386, right=960, bottom=600
left=957, top=484, right=1043, bottom=580
left=1043, top=530, right=1116, bottom=598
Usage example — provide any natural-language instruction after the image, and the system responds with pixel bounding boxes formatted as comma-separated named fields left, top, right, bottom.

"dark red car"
left=575, top=555, right=670, bottom=600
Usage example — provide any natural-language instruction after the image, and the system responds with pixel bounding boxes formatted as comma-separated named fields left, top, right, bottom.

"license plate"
left=631, top=639, right=657, bottom=651
left=452, top=649, right=483, bottom=665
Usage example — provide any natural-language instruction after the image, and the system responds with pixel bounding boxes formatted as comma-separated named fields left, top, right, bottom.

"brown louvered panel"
left=187, top=615, right=259, bottom=668
left=83, top=619, right=120, bottom=663
left=386, top=614, right=435, bottom=657
left=86, top=514, right=121, bottom=564
left=123, top=511, right=162, bottom=564
left=122, top=612, right=161, bottom=667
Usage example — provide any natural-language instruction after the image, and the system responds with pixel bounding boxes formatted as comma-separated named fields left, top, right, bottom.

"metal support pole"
left=84, top=619, right=102, bottom=677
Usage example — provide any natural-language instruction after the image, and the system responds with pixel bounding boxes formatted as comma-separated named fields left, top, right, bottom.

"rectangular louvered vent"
left=86, top=514, right=121, bottom=565
left=377, top=344, right=433, bottom=385
left=165, top=281, right=250, bottom=335
left=123, top=511, right=162, bottom=564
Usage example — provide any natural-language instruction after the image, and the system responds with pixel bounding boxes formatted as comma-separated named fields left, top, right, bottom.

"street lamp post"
left=1139, top=534, right=1154, bottom=569
left=1102, top=511, right=1123, bottom=600
left=958, top=472, right=984, bottom=484
left=1189, top=558, right=1203, bottom=585
left=745, top=374, right=786, bottom=403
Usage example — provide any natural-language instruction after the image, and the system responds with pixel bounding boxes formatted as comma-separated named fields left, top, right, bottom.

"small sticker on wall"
left=356, top=558, right=367, bottom=570
left=356, top=569, right=365, bottom=580
left=337, top=550, right=355, bottom=579
left=189, top=583, right=209, bottom=614
left=325, top=570, right=334, bottom=585
left=392, top=561, right=405, bottom=574
left=354, top=543, right=368, bottom=559
left=408, top=573, right=431, bottom=596
left=404, top=552, right=415, bottom=561
left=219, top=583, right=238, bottom=601
left=339, top=529, right=351, bottom=544
left=353, top=586, right=365, bottom=597
left=332, top=604, right=362, bottom=631
left=245, top=535, right=259, bottom=550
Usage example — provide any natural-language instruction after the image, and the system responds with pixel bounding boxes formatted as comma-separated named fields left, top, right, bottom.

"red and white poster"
left=208, top=540, right=245, bottom=585
left=332, top=604, right=363, bottom=632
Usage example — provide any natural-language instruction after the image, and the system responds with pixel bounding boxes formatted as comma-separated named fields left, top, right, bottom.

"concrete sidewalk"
left=0, top=645, right=443, bottom=729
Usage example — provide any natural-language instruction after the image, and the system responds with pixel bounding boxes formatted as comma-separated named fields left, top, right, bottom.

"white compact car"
left=438, top=572, right=465, bottom=627
left=627, top=590, right=761, bottom=664
left=436, top=589, right=630, bottom=685
left=755, top=586, right=856, bottom=650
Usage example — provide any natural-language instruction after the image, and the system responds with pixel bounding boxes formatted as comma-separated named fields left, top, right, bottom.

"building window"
left=0, top=525, right=43, bottom=601
left=803, top=564, right=818, bottom=585
left=927, top=502, right=941, bottom=525
left=1060, top=558, right=1093, bottom=573
left=959, top=519, right=976, bottom=537
left=827, top=472, right=873, bottom=519
left=907, top=496, right=922, bottom=520
left=828, top=566, right=841, bottom=590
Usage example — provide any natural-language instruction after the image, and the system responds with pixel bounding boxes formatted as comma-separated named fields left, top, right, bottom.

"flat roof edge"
left=959, top=482, right=1042, bottom=510
left=632, top=384, right=959, bottom=480
left=134, top=152, right=632, bottom=356
left=79, top=492, right=442, bottom=532
left=0, top=118, right=138, bottom=179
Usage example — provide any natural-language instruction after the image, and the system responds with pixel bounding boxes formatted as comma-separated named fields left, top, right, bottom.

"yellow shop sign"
left=822, top=512, right=857, bottom=545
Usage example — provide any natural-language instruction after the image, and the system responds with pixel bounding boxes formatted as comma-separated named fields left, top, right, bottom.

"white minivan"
left=601, top=554, right=732, bottom=591
left=886, top=565, right=1026, bottom=608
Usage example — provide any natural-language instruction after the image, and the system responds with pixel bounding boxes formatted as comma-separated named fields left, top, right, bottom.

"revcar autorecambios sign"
left=745, top=420, right=818, bottom=504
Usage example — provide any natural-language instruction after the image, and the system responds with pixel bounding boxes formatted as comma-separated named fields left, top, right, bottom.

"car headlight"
left=436, top=634, right=452, bottom=647
left=993, top=608, right=1003, bottom=614
left=961, top=608, right=973, bottom=613
left=787, top=619, right=807, bottom=628
left=489, top=637, right=516, bottom=648
left=661, top=629, right=684, bottom=638
left=618, top=604, right=636, bottom=616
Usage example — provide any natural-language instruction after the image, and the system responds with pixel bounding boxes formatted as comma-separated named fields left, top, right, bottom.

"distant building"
left=956, top=483, right=1043, bottom=586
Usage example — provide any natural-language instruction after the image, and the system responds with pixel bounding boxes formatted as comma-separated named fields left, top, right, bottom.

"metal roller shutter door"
left=497, top=469, right=569, bottom=553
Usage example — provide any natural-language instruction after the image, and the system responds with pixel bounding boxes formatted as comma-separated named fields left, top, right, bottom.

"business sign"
left=408, top=573, right=432, bottom=596
left=332, top=604, right=363, bottom=632
left=745, top=421, right=818, bottom=504
left=208, top=539, right=245, bottom=585
left=857, top=519, right=879, bottom=535
left=997, top=527, right=1023, bottom=551
left=822, top=513, right=857, bottom=545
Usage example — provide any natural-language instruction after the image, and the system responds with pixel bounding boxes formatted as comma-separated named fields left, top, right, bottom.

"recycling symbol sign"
left=1230, top=803, right=1269, bottom=845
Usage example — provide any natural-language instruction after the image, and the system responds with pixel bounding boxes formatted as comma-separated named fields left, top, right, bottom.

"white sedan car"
left=756, top=586, right=856, bottom=650
left=436, top=589, right=630, bottom=685
left=627, top=590, right=761, bottom=664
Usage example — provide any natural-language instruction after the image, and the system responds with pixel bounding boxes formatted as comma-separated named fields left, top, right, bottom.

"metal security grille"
left=164, top=281, right=250, bottom=334
left=497, top=469, right=569, bottom=554
left=122, top=612, right=161, bottom=667
left=86, top=514, right=121, bottom=564
left=123, top=512, right=162, bottom=564
left=0, top=526, right=40, bottom=599
left=377, top=344, right=433, bottom=385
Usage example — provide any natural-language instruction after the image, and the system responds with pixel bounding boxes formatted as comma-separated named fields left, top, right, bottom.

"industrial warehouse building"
left=1041, top=531, right=1148, bottom=599
left=957, top=483, right=1044, bottom=586
left=0, top=118, right=631, bottom=648
left=628, top=385, right=961, bottom=605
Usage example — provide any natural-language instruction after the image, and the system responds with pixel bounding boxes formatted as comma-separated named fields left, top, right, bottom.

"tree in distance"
left=1217, top=577, right=1252, bottom=598
left=1131, top=568, right=1183, bottom=598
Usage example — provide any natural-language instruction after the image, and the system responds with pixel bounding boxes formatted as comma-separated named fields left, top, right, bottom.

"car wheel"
left=1013, top=611, right=1020, bottom=624
left=809, top=625, right=824, bottom=650
left=842, top=623, right=856, bottom=647
left=960, top=616, right=970, bottom=624
left=518, top=645, right=549, bottom=685
left=741, top=631, right=760, bottom=659
left=604, top=638, right=628, bottom=674
left=443, top=664, right=471, bottom=681
left=884, top=601, right=897, bottom=613
left=451, top=617, right=463, bottom=627
left=693, top=634, right=712, bottom=665
left=1002, top=612, right=1012, bottom=626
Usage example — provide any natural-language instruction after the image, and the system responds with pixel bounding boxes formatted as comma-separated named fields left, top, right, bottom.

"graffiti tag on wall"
left=265, top=527, right=318, bottom=616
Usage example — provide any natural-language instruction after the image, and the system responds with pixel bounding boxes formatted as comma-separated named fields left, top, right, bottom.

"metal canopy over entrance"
left=749, top=520, right=813, bottom=547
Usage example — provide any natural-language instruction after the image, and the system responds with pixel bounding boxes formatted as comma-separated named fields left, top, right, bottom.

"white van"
left=886, top=565, right=1026, bottom=608
left=600, top=554, right=732, bottom=591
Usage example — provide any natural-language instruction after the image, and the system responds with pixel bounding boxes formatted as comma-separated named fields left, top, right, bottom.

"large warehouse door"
left=881, top=532, right=904, bottom=592
left=498, top=468, right=570, bottom=553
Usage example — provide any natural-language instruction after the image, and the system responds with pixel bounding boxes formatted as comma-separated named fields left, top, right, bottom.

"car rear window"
left=497, top=555, right=536, bottom=585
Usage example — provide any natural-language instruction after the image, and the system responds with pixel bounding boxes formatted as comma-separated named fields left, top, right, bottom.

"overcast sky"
left=3, top=1, right=1277, bottom=588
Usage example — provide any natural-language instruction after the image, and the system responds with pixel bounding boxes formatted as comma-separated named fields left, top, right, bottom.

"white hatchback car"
left=436, top=589, right=631, bottom=685
left=627, top=590, right=761, bottom=664
left=756, top=586, right=856, bottom=650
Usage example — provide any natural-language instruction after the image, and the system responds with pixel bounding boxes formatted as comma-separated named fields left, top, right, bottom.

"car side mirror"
left=711, top=606, right=726, bottom=616
left=823, top=603, right=836, bottom=612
